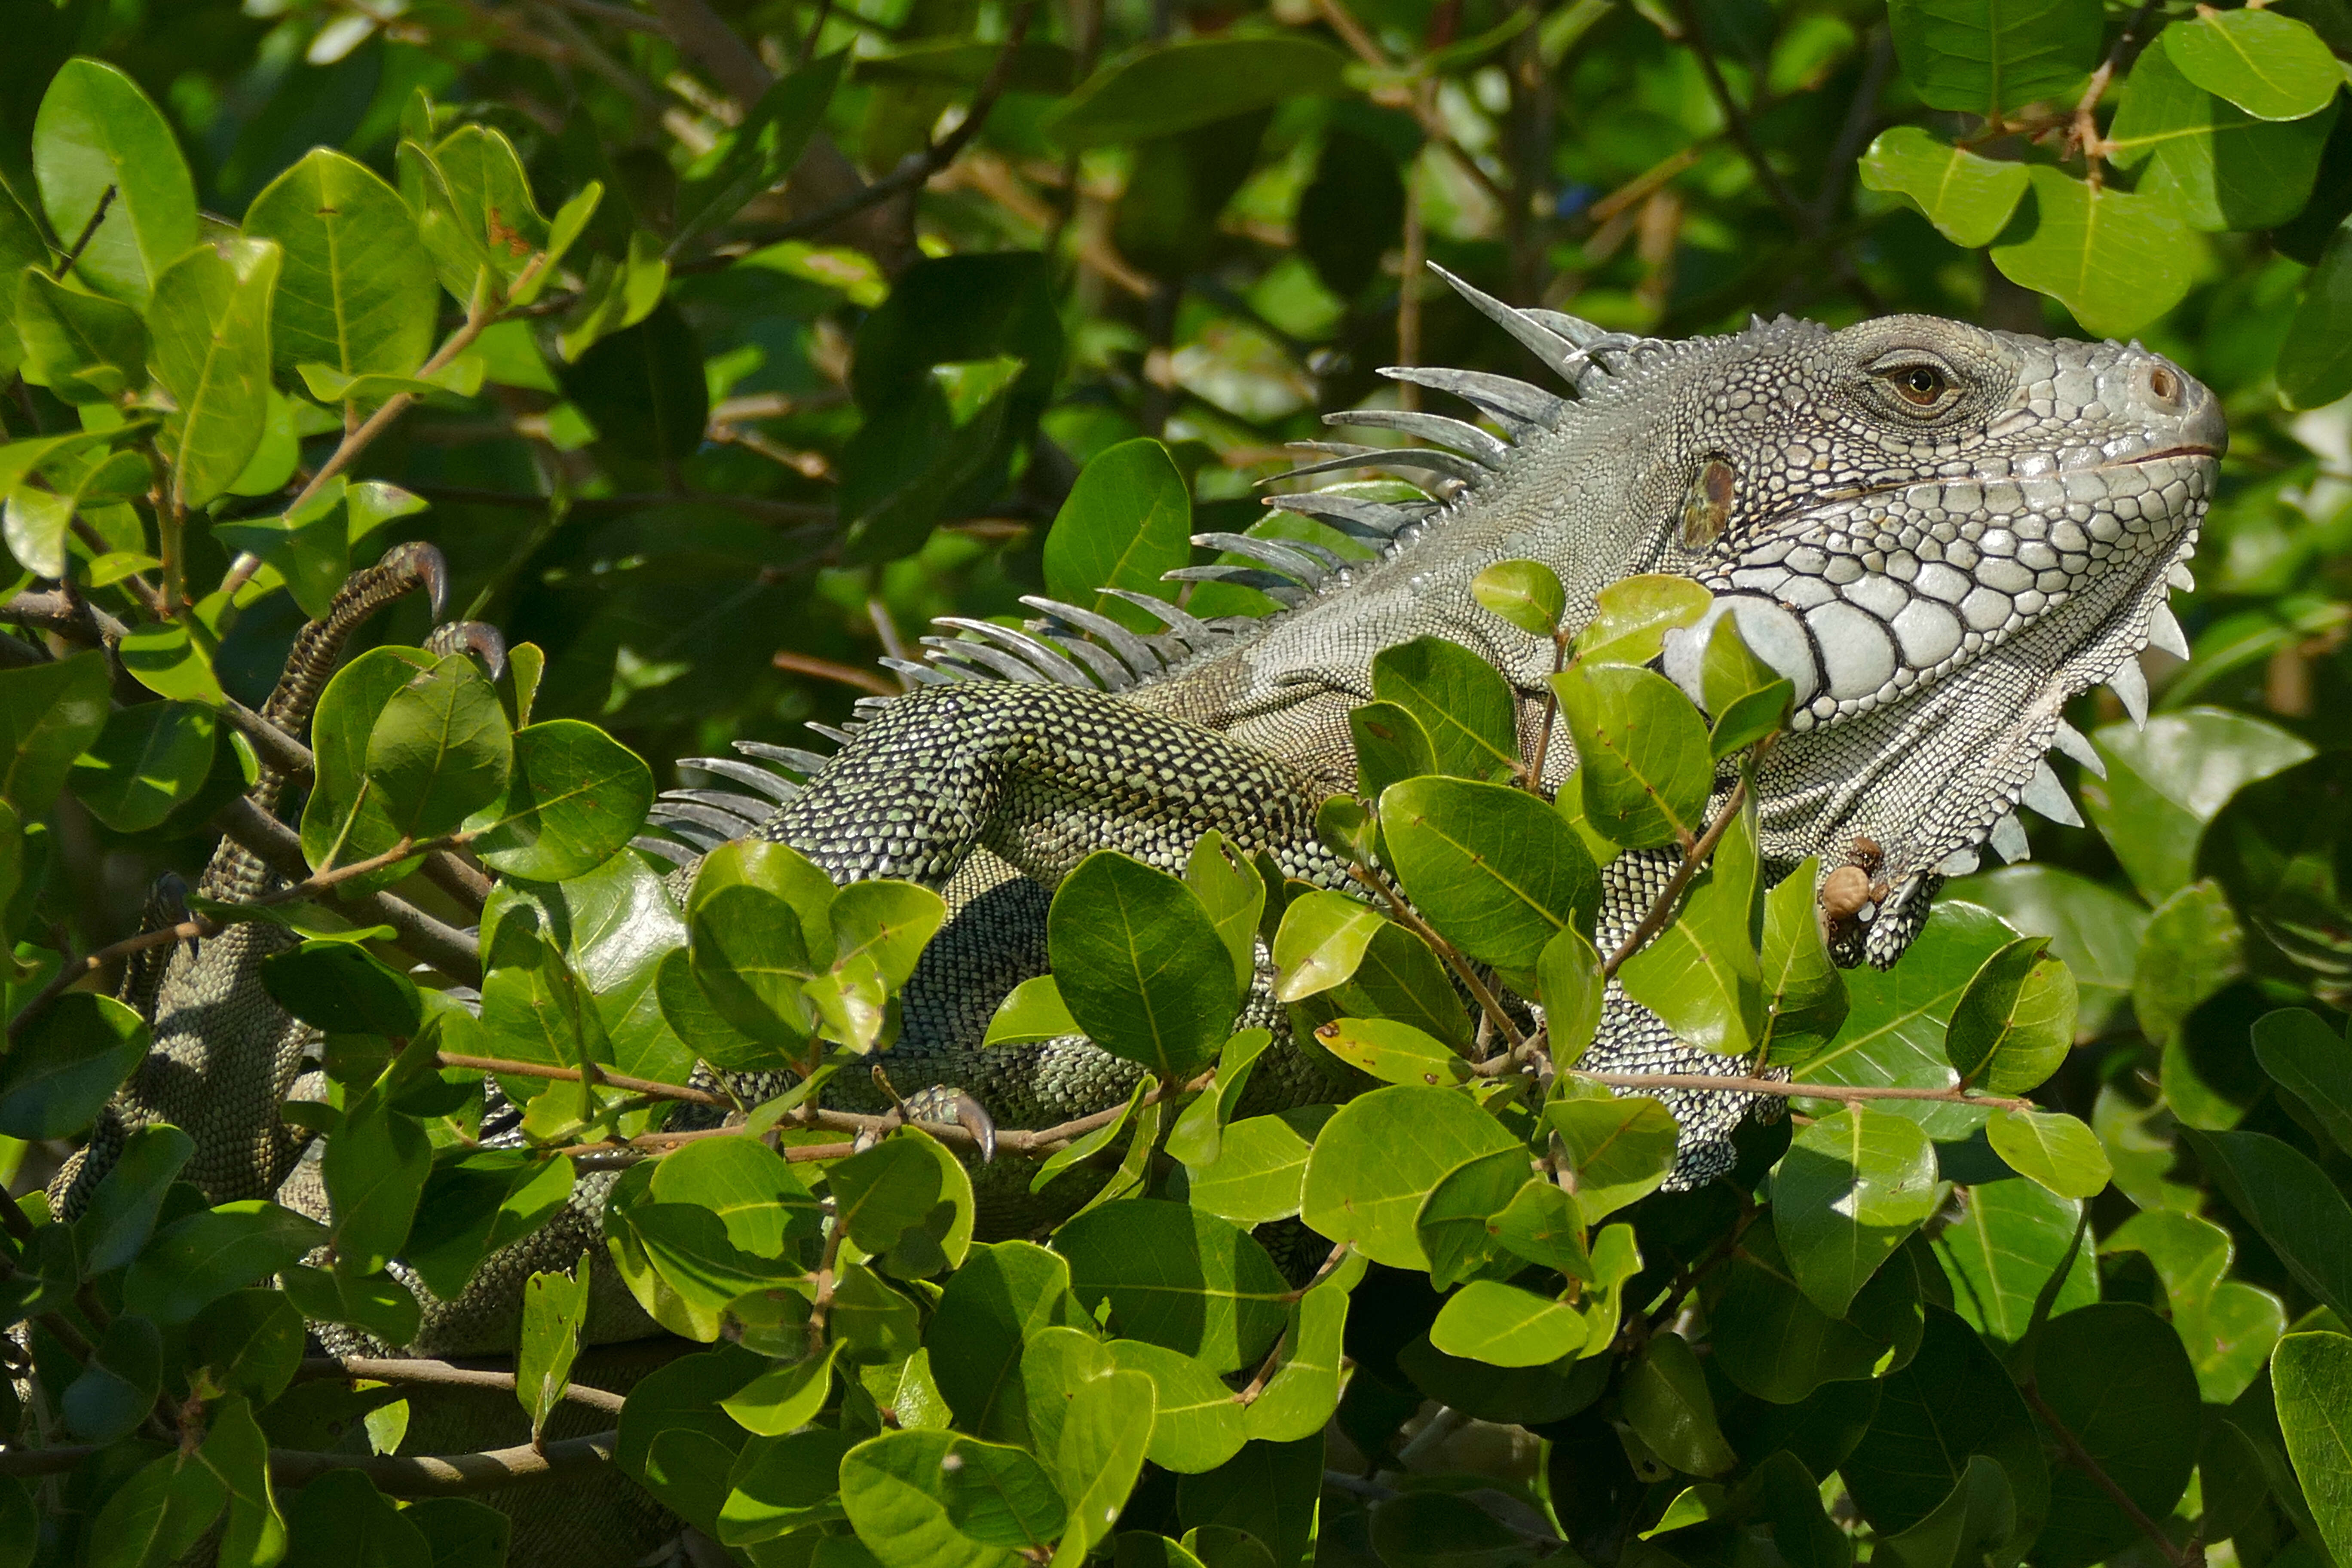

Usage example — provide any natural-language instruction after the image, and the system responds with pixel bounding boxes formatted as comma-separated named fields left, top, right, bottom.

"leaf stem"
left=2021, top=1377, right=2198, bottom=1568
left=1600, top=755, right=1762, bottom=980
left=1346, top=860, right=1525, bottom=1049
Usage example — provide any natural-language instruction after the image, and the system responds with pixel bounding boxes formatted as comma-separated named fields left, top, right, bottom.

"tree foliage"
left=1, top=0, right=2351, bottom=1564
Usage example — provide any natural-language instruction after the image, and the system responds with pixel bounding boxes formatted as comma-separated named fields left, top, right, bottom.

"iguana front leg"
left=763, top=679, right=1349, bottom=890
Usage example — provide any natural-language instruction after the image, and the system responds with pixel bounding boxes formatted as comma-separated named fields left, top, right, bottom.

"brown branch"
left=0, top=1430, right=620, bottom=1496
left=296, top=1356, right=626, bottom=1417
left=1348, top=861, right=1523, bottom=1050
left=2068, top=0, right=2165, bottom=181
left=438, top=1054, right=731, bottom=1108
left=1669, top=0, right=1815, bottom=236
left=559, top=1066, right=1216, bottom=1163
left=1566, top=1068, right=2033, bottom=1113
left=759, top=0, right=1038, bottom=245
left=55, top=187, right=117, bottom=282
left=773, top=650, right=897, bottom=697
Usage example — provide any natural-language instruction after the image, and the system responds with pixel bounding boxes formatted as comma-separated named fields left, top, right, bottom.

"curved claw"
left=425, top=620, right=508, bottom=680
left=377, top=540, right=450, bottom=622
left=951, top=1092, right=997, bottom=1162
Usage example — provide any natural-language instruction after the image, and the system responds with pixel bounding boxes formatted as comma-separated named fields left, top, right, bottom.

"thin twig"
left=1601, top=761, right=1760, bottom=979
left=1669, top=0, right=1815, bottom=236
left=1348, top=861, right=1524, bottom=1048
left=2022, top=1380, right=2194, bottom=1568
left=0, top=1431, right=620, bottom=1496
left=55, top=187, right=117, bottom=281
left=438, top=1054, right=731, bottom=1108
left=773, top=649, right=898, bottom=696
left=759, top=0, right=1037, bottom=245
left=2068, top=0, right=2164, bottom=182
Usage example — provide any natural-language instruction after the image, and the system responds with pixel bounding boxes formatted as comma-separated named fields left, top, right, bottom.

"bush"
left=2, top=2, right=2351, bottom=1565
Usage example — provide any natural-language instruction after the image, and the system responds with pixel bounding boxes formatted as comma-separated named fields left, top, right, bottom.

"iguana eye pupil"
left=1897, top=366, right=1947, bottom=404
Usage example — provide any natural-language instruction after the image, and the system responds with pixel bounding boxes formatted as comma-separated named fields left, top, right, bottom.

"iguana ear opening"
left=1679, top=455, right=1734, bottom=549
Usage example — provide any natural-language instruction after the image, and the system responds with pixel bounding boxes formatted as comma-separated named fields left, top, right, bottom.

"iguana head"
left=1404, top=287, right=2220, bottom=966
left=1286, top=279, right=2219, bottom=968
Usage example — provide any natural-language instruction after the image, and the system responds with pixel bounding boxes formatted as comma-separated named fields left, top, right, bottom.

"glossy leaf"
left=1269, top=889, right=1384, bottom=1003
left=2081, top=707, right=2311, bottom=905
left=1370, top=637, right=1521, bottom=783
left=517, top=1252, right=592, bottom=1444
left=366, top=652, right=514, bottom=845
left=1057, top=1200, right=1287, bottom=1372
left=1859, top=127, right=2029, bottom=247
left=1378, top=775, right=1599, bottom=970
left=0, top=991, right=148, bottom=1139
left=1619, top=796, right=1764, bottom=1056
left=1471, top=558, right=1565, bottom=638
left=0, top=652, right=112, bottom=816
left=1049, top=851, right=1238, bottom=1080
left=1986, top=1109, right=2110, bottom=1199
left=149, top=238, right=283, bottom=512
left=1430, top=1280, right=1586, bottom=1368
left=1350, top=701, right=1440, bottom=801
left=2109, top=43, right=2338, bottom=233
left=2273, top=1331, right=2352, bottom=1565
left=1932, top=1179, right=2095, bottom=1348
left=31, top=58, right=198, bottom=307
left=466, top=718, right=652, bottom=880
left=2030, top=1304, right=2202, bottom=1568
left=243, top=147, right=437, bottom=382
left=1553, top=662, right=1712, bottom=849
left=1107, top=1338, right=1248, bottom=1472
left=2252, top=1007, right=2352, bottom=1158
left=1989, top=168, right=2196, bottom=339
left=1623, top=1330, right=1737, bottom=1476
left=121, top=1200, right=328, bottom=1322
left=1886, top=0, right=2102, bottom=118
left=2187, top=1129, right=2352, bottom=1323
left=1300, top=1084, right=1522, bottom=1268
left=1839, top=1306, right=2047, bottom=1546
left=1044, top=438, right=1191, bottom=632
left=1944, top=937, right=2075, bottom=1093
left=1771, top=1106, right=1941, bottom=1318
left=1544, top=1090, right=1677, bottom=1226
left=842, top=1429, right=1067, bottom=1568
left=2162, top=9, right=2342, bottom=121
left=69, top=701, right=215, bottom=833
left=1760, top=857, right=1849, bottom=1062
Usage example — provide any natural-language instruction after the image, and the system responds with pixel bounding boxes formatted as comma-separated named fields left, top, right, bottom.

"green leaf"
left=1771, top=1105, right=1941, bottom=1318
left=1429, top=1280, right=1587, bottom=1367
left=1619, top=796, right=1765, bottom=1057
left=1050, top=37, right=1350, bottom=147
left=615, top=1344, right=761, bottom=1528
left=2081, top=707, right=2312, bottom=904
left=303, top=649, right=436, bottom=879
left=1760, top=857, right=1848, bottom=1063
left=926, top=1240, right=1082, bottom=1441
left=365, top=652, right=514, bottom=846
left=322, top=1091, right=432, bottom=1273
left=1794, top=901, right=2016, bottom=1137
left=557, top=302, right=710, bottom=469
left=1184, top=833, right=1263, bottom=994
left=116, top=620, right=223, bottom=707
left=2162, top=9, right=2343, bottom=121
left=1311, top=1016, right=1467, bottom=1087
left=69, top=701, right=215, bottom=833
left=720, top=1340, right=840, bottom=1438
left=86, top=1446, right=229, bottom=1568
left=1240, top=1255, right=1359, bottom=1442
left=1953, top=864, right=2148, bottom=1038
left=1838, top=1306, right=2048, bottom=1547
left=1932, top=1179, right=2096, bottom=1348
left=1349, top=701, right=1439, bottom=800
left=1471, top=559, right=1565, bottom=638
left=149, top=238, right=283, bottom=513
left=842, top=1430, right=1068, bottom=1568
left=1049, top=851, right=1239, bottom=1080
left=671, top=53, right=848, bottom=256
left=75, top=1122, right=193, bottom=1274
left=983, top=974, right=1083, bottom=1047
left=1886, top=0, right=2102, bottom=118
left=1623, top=1330, right=1737, bottom=1476
left=1708, top=1222, right=1925, bottom=1403
left=2273, top=1331, right=2352, bottom=1565
left=1047, top=1369, right=1156, bottom=1568
left=1043, top=438, right=1193, bottom=633
left=1988, top=167, right=2196, bottom=340
left=2029, top=1304, right=2202, bottom=1568
left=2281, top=220, right=2352, bottom=408
left=261, top=938, right=423, bottom=1037
left=650, top=1135, right=818, bottom=1258
left=1378, top=775, right=1599, bottom=972
left=0, top=990, right=147, bottom=1139
left=1183, top=1106, right=1328, bottom=1225
left=194, top=1395, right=287, bottom=1568
left=1944, top=937, right=2074, bottom=1093
left=188, top=1289, right=306, bottom=1408
left=2187, top=1129, right=2352, bottom=1324
left=829, top=1132, right=974, bottom=1276
left=282, top=1469, right=430, bottom=1568
left=1876, top=1455, right=2015, bottom=1568
left=619, top=1202, right=799, bottom=1324
left=1106, top=1338, right=1248, bottom=1472
left=718, top=1428, right=852, bottom=1545
left=2254, top=1008, right=2352, bottom=1158
left=408, top=124, right=549, bottom=300
left=1537, top=926, right=1605, bottom=1070
left=2101, top=1208, right=2283, bottom=1404
left=65, top=1313, right=163, bottom=1443
left=1858, top=126, right=2029, bottom=247
left=466, top=719, right=652, bottom=879
left=1370, top=637, right=1521, bottom=783
left=1488, top=1178, right=1593, bottom=1280
left=1576, top=574, right=1712, bottom=667
left=1321, top=919, right=1477, bottom=1053
left=121, top=1200, right=328, bottom=1322
left=1545, top=1090, right=1678, bottom=1225
left=2133, top=878, right=2243, bottom=1051
left=1057, top=1200, right=1289, bottom=1372
left=0, top=651, right=111, bottom=815
left=1302, top=1084, right=1522, bottom=1268
left=1986, top=1110, right=2110, bottom=1199
left=1414, top=1146, right=1529, bottom=1289
left=1553, top=662, right=1712, bottom=849
left=14, top=270, right=147, bottom=401
left=31, top=58, right=199, bottom=307
left=243, top=148, right=438, bottom=382
left=2107, top=43, right=2338, bottom=232
left=516, top=1251, right=591, bottom=1444
left=1270, top=890, right=1385, bottom=1003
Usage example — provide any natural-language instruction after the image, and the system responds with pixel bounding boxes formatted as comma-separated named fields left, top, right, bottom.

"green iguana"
left=50, top=272, right=2222, bottom=1562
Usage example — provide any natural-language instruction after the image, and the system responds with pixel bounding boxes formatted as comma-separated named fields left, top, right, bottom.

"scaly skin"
left=52, top=284, right=2221, bottom=1567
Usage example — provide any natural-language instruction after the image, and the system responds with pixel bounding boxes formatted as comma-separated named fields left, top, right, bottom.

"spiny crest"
left=638, top=270, right=1671, bottom=853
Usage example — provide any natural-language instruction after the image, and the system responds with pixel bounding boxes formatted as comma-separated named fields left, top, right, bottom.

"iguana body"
left=53, top=277, right=2221, bottom=1562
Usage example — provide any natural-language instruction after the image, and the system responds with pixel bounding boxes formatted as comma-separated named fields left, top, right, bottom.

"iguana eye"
left=1872, top=356, right=1958, bottom=413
